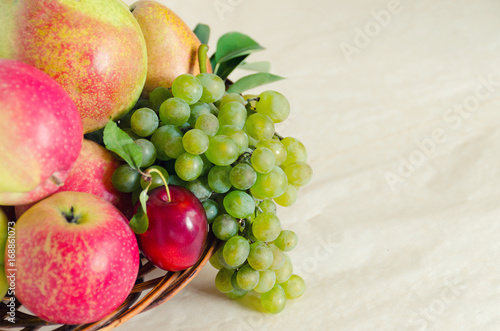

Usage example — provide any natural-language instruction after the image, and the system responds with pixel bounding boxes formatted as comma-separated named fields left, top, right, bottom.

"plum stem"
left=198, top=44, right=209, bottom=74
left=147, top=168, right=171, bottom=202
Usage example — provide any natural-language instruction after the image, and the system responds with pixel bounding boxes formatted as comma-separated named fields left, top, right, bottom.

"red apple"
left=15, top=139, right=133, bottom=219
left=12, top=191, right=139, bottom=324
left=0, top=0, right=148, bottom=133
left=0, top=59, right=82, bottom=206
left=136, top=185, right=208, bottom=272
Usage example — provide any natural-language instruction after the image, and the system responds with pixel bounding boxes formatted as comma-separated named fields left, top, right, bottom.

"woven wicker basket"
left=0, top=232, right=219, bottom=331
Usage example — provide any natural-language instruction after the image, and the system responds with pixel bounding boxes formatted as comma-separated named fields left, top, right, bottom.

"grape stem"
left=198, top=44, right=209, bottom=74
left=146, top=168, right=171, bottom=202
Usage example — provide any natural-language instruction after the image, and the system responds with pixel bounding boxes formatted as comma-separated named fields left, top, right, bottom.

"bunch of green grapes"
left=111, top=71, right=312, bottom=314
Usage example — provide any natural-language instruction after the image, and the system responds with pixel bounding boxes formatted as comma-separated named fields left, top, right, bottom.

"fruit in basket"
left=15, top=139, right=133, bottom=219
left=13, top=191, right=140, bottom=324
left=0, top=59, right=82, bottom=206
left=0, top=0, right=148, bottom=133
left=131, top=0, right=210, bottom=97
left=136, top=185, right=208, bottom=272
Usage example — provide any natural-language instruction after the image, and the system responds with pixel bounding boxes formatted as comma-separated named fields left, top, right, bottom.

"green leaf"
left=238, top=61, right=271, bottom=73
left=216, top=55, right=249, bottom=80
left=129, top=186, right=150, bottom=234
left=129, top=206, right=149, bottom=234
left=193, top=24, right=210, bottom=45
left=214, top=32, right=264, bottom=64
left=227, top=73, right=285, bottom=94
left=103, top=121, right=142, bottom=170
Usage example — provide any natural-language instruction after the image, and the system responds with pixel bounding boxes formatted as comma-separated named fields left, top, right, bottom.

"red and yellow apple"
left=12, top=191, right=140, bottom=324
left=131, top=0, right=211, bottom=97
left=0, top=0, right=148, bottom=133
left=15, top=139, right=133, bottom=219
left=0, top=59, right=82, bottom=206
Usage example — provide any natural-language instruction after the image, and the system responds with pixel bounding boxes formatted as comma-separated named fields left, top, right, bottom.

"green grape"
left=168, top=174, right=186, bottom=186
left=247, top=133, right=259, bottom=148
left=202, top=199, right=218, bottom=224
left=150, top=125, right=182, bottom=160
left=200, top=153, right=212, bottom=176
left=215, top=246, right=234, bottom=269
left=281, top=137, right=307, bottom=166
left=205, top=135, right=239, bottom=166
left=208, top=165, right=232, bottom=193
left=215, top=268, right=234, bottom=293
left=122, top=128, right=141, bottom=140
left=268, top=243, right=286, bottom=270
left=218, top=101, right=247, bottom=129
left=255, top=90, right=290, bottom=123
left=159, top=97, right=190, bottom=127
left=171, top=74, right=203, bottom=105
left=182, top=129, right=209, bottom=155
left=197, top=72, right=225, bottom=103
left=259, top=199, right=277, bottom=214
left=281, top=274, right=305, bottom=299
left=111, top=164, right=141, bottom=193
left=188, top=102, right=213, bottom=126
left=209, top=249, right=224, bottom=269
left=243, top=94, right=258, bottom=109
left=283, top=162, right=313, bottom=187
left=261, top=285, right=286, bottom=314
left=217, top=125, right=249, bottom=155
left=195, top=113, right=219, bottom=137
left=229, top=163, right=256, bottom=190
left=223, top=236, right=250, bottom=268
left=256, top=139, right=287, bottom=166
left=149, top=86, right=173, bottom=111
left=117, top=109, right=136, bottom=128
left=131, top=107, right=159, bottom=137
left=251, top=147, right=276, bottom=174
left=140, top=165, right=169, bottom=190
left=275, top=253, right=293, bottom=283
left=223, top=190, right=255, bottom=219
left=245, top=113, right=275, bottom=141
left=226, top=278, right=248, bottom=299
left=274, top=230, right=298, bottom=252
left=247, top=242, right=273, bottom=271
left=219, top=92, right=246, bottom=108
left=212, top=214, right=239, bottom=240
left=236, top=264, right=260, bottom=291
left=134, top=138, right=157, bottom=168
left=274, top=184, right=297, bottom=207
left=163, top=136, right=186, bottom=159
left=252, top=212, right=281, bottom=242
left=250, top=166, right=288, bottom=199
left=133, top=98, right=154, bottom=111
left=174, top=152, right=203, bottom=181
left=185, top=177, right=212, bottom=201
left=253, top=269, right=276, bottom=293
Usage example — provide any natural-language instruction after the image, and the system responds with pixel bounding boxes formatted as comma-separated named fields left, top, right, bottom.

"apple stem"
left=62, top=206, right=80, bottom=224
left=147, top=168, right=171, bottom=202
left=198, top=44, right=209, bottom=74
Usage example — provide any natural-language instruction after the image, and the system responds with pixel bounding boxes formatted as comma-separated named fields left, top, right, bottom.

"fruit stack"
left=0, top=0, right=312, bottom=328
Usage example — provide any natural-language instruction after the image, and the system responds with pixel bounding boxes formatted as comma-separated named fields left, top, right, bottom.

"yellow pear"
left=131, top=1, right=211, bottom=97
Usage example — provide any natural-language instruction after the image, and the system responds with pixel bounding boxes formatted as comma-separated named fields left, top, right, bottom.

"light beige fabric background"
left=120, top=0, right=500, bottom=330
